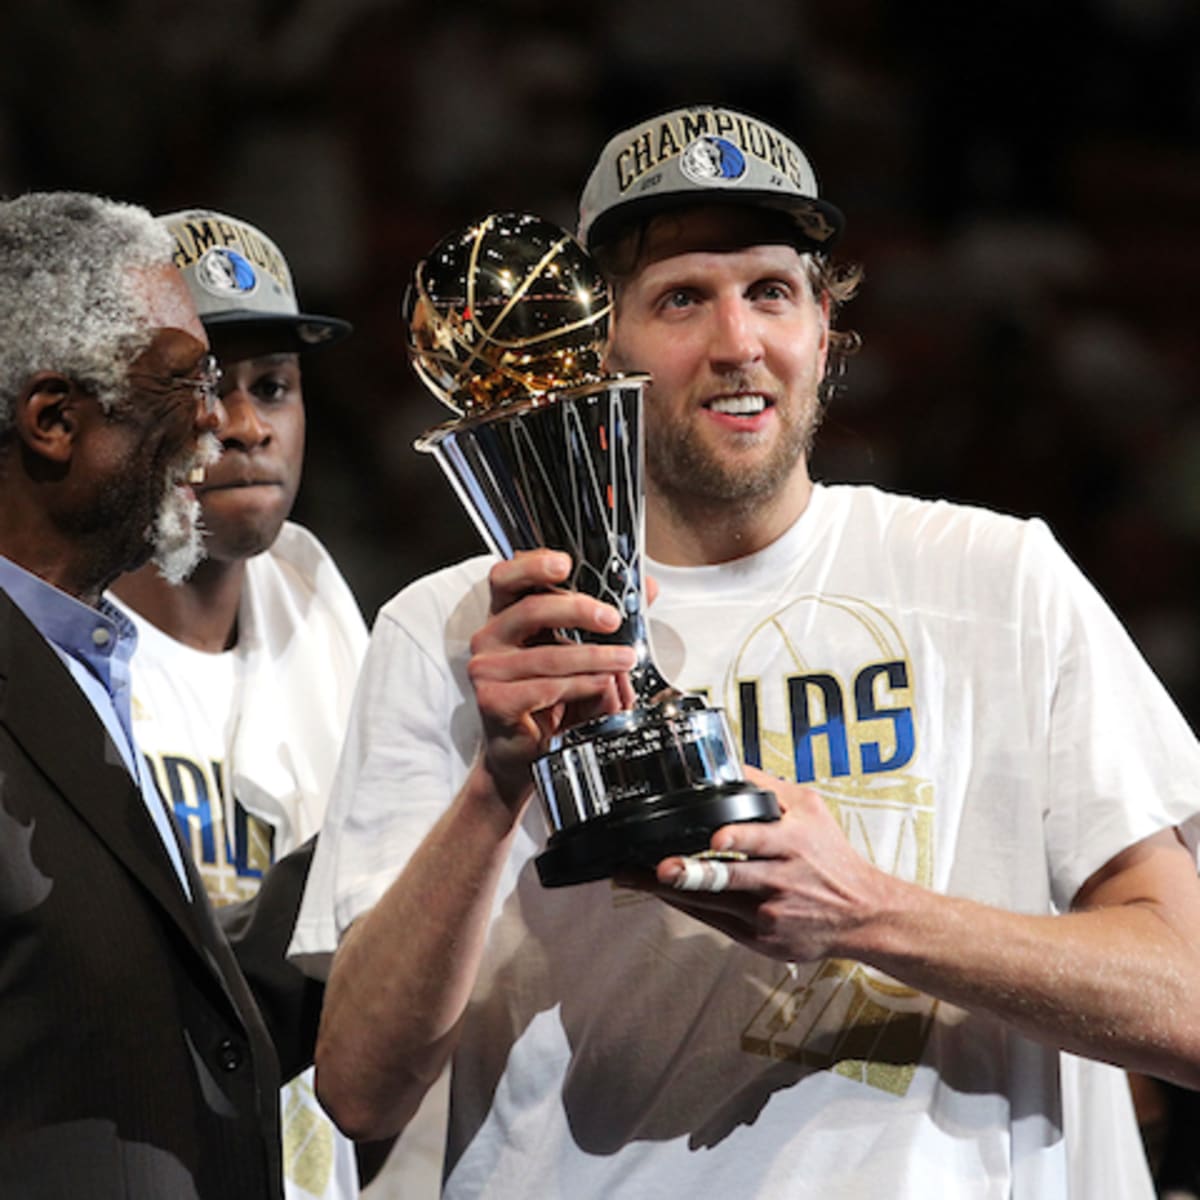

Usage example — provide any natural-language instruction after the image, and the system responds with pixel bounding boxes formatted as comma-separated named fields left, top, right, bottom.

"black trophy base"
left=534, top=782, right=779, bottom=888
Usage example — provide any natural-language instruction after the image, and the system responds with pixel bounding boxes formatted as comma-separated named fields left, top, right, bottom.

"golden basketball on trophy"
left=406, top=211, right=610, bottom=415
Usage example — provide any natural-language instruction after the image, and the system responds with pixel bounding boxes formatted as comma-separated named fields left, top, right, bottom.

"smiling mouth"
left=705, top=394, right=771, bottom=416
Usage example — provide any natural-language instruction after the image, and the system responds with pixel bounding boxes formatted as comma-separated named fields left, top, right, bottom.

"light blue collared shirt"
left=0, top=555, right=191, bottom=897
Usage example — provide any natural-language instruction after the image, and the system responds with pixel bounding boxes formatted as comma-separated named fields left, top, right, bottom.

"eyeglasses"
left=126, top=353, right=223, bottom=414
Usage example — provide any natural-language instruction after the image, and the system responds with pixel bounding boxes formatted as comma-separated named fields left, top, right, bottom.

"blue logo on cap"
left=195, top=247, right=259, bottom=297
left=680, top=135, right=747, bottom=185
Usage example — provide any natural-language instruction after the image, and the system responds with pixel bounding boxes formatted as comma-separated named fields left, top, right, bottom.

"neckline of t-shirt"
left=107, top=593, right=238, bottom=669
left=646, top=482, right=830, bottom=597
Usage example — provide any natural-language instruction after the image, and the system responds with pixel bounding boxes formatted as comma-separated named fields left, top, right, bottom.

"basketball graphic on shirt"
left=712, top=593, right=939, bottom=1097
left=283, top=1075, right=336, bottom=1195
left=718, top=592, right=932, bottom=885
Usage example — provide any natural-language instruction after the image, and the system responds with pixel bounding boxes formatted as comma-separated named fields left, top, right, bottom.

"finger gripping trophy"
left=406, top=212, right=778, bottom=887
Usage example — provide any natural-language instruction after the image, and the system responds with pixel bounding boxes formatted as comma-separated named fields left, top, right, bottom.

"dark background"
left=3, top=0, right=1199, bottom=723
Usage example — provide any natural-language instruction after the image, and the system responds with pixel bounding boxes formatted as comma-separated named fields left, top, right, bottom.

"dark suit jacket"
left=0, top=587, right=322, bottom=1199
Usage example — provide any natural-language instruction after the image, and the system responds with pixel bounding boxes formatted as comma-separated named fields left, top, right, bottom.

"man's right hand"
left=468, top=549, right=637, bottom=807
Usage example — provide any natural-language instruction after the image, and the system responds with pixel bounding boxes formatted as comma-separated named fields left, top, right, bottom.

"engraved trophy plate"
left=406, top=212, right=778, bottom=886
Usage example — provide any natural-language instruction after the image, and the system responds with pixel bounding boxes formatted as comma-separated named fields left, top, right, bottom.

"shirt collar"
left=0, top=554, right=138, bottom=693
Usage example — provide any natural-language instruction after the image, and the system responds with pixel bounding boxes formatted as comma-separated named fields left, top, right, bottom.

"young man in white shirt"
left=299, top=107, right=1200, bottom=1198
left=109, top=210, right=370, bottom=1200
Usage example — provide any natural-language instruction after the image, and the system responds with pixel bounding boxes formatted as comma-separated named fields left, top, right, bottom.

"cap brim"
left=587, top=191, right=844, bottom=256
left=200, top=310, right=353, bottom=357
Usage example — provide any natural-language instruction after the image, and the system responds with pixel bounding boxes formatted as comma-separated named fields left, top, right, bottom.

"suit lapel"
left=0, top=591, right=221, bottom=983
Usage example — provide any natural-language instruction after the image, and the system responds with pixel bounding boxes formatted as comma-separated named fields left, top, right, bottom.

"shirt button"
left=91, top=627, right=111, bottom=647
left=217, top=1039, right=243, bottom=1072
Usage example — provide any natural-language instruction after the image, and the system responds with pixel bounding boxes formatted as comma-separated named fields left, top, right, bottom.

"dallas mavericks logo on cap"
left=194, top=246, right=259, bottom=299
left=679, top=135, right=747, bottom=185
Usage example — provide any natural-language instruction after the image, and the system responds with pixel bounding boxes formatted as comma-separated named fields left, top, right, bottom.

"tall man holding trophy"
left=295, top=107, right=1200, bottom=1198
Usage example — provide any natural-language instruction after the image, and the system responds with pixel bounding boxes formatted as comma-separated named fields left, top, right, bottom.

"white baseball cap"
left=158, top=208, right=351, bottom=352
left=577, top=105, right=843, bottom=254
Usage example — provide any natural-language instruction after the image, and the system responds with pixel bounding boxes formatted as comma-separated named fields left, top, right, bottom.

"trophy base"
left=534, top=782, right=779, bottom=888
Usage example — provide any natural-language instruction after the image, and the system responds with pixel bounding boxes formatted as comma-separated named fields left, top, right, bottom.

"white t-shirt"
left=115, top=522, right=368, bottom=1200
left=123, top=624, right=251, bottom=901
left=295, top=485, right=1200, bottom=1198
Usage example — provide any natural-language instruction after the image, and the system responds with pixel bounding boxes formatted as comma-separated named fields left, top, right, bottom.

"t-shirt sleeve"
left=289, top=581, right=478, bottom=976
left=1028, top=520, right=1200, bottom=908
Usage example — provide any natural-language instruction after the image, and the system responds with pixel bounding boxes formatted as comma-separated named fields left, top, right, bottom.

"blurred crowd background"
left=2, top=0, right=1198, bottom=711
left=2, top=0, right=1199, bottom=1188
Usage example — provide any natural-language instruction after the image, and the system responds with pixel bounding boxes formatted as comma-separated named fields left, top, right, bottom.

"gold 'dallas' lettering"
left=614, top=109, right=806, bottom=194
left=168, top=217, right=291, bottom=290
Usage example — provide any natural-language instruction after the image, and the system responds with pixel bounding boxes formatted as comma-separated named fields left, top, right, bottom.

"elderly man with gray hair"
left=0, top=191, right=319, bottom=1199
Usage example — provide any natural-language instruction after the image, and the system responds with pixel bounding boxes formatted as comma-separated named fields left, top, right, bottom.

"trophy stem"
left=630, top=663, right=679, bottom=709
left=418, top=376, right=675, bottom=687
left=416, top=370, right=779, bottom=888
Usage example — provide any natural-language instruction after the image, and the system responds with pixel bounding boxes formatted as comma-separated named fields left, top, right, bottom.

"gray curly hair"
left=0, top=192, right=176, bottom=433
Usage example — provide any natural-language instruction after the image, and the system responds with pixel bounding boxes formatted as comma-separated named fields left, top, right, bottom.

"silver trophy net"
left=407, top=213, right=777, bottom=886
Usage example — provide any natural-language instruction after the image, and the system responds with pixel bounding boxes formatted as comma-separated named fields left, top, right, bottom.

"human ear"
left=14, top=373, right=82, bottom=464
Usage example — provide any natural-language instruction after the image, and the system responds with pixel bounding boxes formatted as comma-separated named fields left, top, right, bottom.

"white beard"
left=150, top=432, right=222, bottom=585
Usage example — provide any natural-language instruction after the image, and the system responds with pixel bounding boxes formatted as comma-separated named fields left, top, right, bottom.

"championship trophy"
left=405, top=212, right=778, bottom=887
